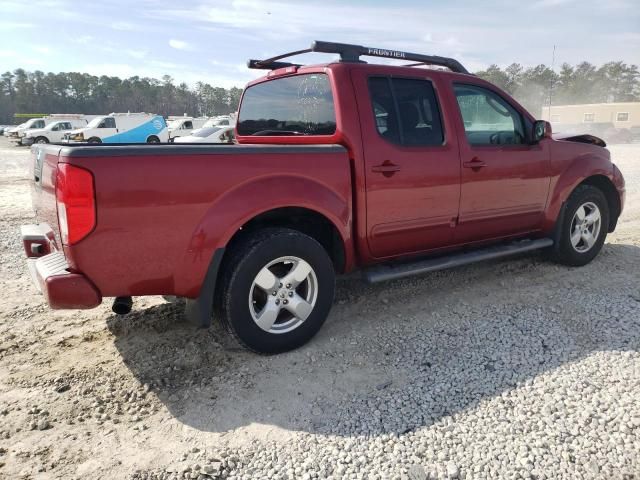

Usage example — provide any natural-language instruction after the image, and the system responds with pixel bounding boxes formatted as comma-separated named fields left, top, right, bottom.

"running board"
left=363, top=238, right=553, bottom=283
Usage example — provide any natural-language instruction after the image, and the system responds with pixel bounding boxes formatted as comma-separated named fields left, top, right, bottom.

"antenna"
left=547, top=45, right=556, bottom=121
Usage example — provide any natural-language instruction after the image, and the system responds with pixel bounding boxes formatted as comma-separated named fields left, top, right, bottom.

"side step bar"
left=363, top=238, right=553, bottom=283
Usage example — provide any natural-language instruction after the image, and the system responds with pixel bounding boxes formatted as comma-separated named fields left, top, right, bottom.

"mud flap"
left=184, top=248, right=225, bottom=328
left=551, top=202, right=567, bottom=256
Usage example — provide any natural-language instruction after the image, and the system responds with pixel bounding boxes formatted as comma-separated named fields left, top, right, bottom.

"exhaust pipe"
left=112, top=296, right=133, bottom=315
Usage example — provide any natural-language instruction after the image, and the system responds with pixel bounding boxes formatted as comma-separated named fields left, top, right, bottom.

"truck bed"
left=30, top=142, right=352, bottom=300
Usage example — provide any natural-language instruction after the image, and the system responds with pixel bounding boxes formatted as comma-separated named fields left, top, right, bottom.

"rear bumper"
left=22, top=224, right=102, bottom=309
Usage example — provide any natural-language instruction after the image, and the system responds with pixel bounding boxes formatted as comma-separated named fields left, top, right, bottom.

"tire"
left=34, top=136, right=49, bottom=144
left=147, top=135, right=160, bottom=144
left=550, top=184, right=609, bottom=266
left=88, top=137, right=101, bottom=144
left=215, top=228, right=335, bottom=354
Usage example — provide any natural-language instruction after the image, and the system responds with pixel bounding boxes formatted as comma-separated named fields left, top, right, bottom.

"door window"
left=454, top=84, right=525, bottom=145
left=100, top=117, right=116, bottom=128
left=184, top=121, right=193, bottom=129
left=368, top=77, right=444, bottom=146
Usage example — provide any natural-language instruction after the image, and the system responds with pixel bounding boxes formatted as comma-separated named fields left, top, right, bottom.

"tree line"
left=1, top=61, right=639, bottom=124
left=0, top=69, right=243, bottom=124
left=475, top=61, right=639, bottom=115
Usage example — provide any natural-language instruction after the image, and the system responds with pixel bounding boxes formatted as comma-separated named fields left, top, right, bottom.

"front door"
left=352, top=71, right=461, bottom=259
left=452, top=83, right=551, bottom=243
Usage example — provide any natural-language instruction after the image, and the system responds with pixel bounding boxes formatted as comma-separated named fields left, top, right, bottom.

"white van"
left=66, top=113, right=168, bottom=144
left=11, top=114, right=90, bottom=145
left=21, top=118, right=88, bottom=146
left=6, top=118, right=47, bottom=141
left=4, top=122, right=28, bottom=138
left=167, top=116, right=209, bottom=141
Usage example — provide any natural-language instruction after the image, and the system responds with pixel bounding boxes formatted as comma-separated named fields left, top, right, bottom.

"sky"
left=1, top=0, right=639, bottom=88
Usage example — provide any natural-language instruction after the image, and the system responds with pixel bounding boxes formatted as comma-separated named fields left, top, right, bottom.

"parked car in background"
left=22, top=41, right=625, bottom=354
left=0, top=125, right=15, bottom=135
left=167, top=116, right=208, bottom=141
left=4, top=123, right=27, bottom=138
left=21, top=119, right=88, bottom=146
left=10, top=115, right=90, bottom=145
left=173, top=125, right=235, bottom=143
left=582, top=122, right=633, bottom=144
left=5, top=118, right=46, bottom=141
left=65, top=113, right=168, bottom=143
left=551, top=122, right=633, bottom=145
left=202, top=115, right=234, bottom=128
left=4, top=123, right=26, bottom=137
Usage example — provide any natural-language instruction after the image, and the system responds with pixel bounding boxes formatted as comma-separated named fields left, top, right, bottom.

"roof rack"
left=247, top=40, right=469, bottom=74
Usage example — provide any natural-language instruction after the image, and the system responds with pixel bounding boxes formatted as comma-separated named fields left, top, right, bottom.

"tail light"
left=56, top=164, right=96, bottom=245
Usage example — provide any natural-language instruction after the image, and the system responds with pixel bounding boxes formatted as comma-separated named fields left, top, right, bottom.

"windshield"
left=193, top=126, right=222, bottom=138
left=237, top=73, right=336, bottom=136
left=25, top=119, right=43, bottom=128
left=86, top=116, right=106, bottom=128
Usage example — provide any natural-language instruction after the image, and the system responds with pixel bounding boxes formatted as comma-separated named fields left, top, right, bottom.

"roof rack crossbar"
left=247, top=40, right=469, bottom=74
left=247, top=47, right=311, bottom=70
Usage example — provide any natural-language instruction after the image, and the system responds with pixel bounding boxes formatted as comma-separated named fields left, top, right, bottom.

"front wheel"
left=146, top=135, right=160, bottom=144
left=216, top=228, right=335, bottom=354
left=550, top=184, right=609, bottom=266
left=87, top=137, right=102, bottom=144
left=34, top=136, right=49, bottom=144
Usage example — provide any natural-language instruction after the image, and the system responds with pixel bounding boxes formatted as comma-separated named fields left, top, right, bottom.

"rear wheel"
left=146, top=135, right=160, bottom=144
left=550, top=184, right=609, bottom=266
left=215, top=228, right=335, bottom=354
left=34, top=136, right=49, bottom=144
left=87, top=137, right=101, bottom=144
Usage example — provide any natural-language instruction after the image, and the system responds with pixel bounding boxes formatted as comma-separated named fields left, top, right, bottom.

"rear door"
left=451, top=83, right=551, bottom=243
left=352, top=70, right=461, bottom=259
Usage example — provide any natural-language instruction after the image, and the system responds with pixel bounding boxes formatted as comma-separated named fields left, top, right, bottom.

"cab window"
left=184, top=121, right=193, bottom=129
left=368, top=77, right=444, bottom=146
left=454, top=84, right=525, bottom=145
left=238, top=73, right=336, bottom=136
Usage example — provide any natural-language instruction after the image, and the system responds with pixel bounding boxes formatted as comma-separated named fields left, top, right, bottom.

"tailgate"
left=30, top=144, right=63, bottom=244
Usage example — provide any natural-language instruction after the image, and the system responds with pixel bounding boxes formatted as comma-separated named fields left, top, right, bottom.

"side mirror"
left=533, top=120, right=552, bottom=142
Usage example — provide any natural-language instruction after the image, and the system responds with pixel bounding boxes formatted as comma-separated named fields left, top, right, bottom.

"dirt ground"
left=0, top=138, right=638, bottom=479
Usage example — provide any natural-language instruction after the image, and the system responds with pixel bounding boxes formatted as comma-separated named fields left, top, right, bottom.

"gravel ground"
left=0, top=137, right=638, bottom=480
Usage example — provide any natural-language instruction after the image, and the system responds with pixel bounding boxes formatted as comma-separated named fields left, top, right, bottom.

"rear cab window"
left=237, top=73, right=336, bottom=136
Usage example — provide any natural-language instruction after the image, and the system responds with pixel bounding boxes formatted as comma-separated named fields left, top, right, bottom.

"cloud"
left=126, top=49, right=147, bottom=59
left=169, top=39, right=193, bottom=51
left=111, top=21, right=137, bottom=31
left=72, top=35, right=94, bottom=45
left=0, top=20, right=35, bottom=29
left=33, top=46, right=51, bottom=54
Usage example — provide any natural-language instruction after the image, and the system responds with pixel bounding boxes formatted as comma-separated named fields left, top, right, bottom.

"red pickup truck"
left=23, top=42, right=625, bottom=353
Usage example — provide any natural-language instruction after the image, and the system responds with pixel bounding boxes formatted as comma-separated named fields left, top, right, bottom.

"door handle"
left=372, top=161, right=401, bottom=177
left=463, top=158, right=486, bottom=170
